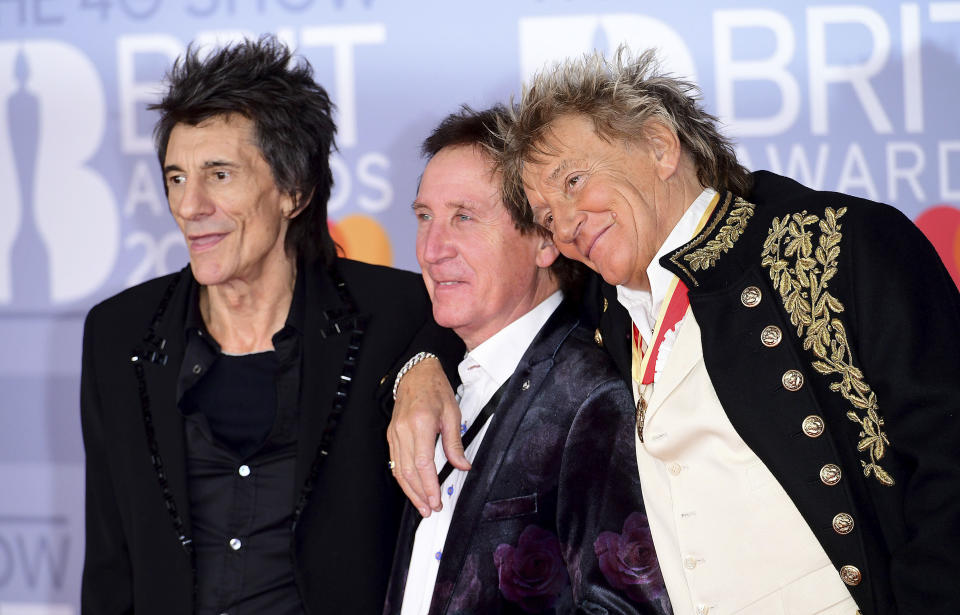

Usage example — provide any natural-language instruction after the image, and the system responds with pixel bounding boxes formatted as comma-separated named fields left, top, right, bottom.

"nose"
left=171, top=179, right=215, bottom=221
left=417, top=218, right=456, bottom=265
left=551, top=204, right=585, bottom=247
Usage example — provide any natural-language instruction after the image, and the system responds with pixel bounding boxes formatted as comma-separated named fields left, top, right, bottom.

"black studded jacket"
left=80, top=257, right=463, bottom=615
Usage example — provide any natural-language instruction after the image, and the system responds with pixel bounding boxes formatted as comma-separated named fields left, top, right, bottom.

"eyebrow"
left=202, top=159, right=235, bottom=168
left=162, top=160, right=236, bottom=174
left=547, top=160, right=569, bottom=183
left=548, top=159, right=588, bottom=185
left=410, top=200, right=481, bottom=213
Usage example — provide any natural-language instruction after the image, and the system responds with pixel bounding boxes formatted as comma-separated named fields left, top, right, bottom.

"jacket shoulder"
left=750, top=170, right=910, bottom=226
left=334, top=258, right=429, bottom=313
left=336, top=258, right=421, bottom=283
left=86, top=270, right=185, bottom=331
left=748, top=170, right=934, bottom=263
left=547, top=321, right=629, bottom=398
left=335, top=259, right=423, bottom=293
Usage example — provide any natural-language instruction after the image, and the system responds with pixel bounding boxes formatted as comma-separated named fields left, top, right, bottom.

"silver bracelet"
left=392, top=351, right=439, bottom=401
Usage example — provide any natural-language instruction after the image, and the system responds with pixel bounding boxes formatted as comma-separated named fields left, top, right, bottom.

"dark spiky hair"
left=149, top=34, right=338, bottom=266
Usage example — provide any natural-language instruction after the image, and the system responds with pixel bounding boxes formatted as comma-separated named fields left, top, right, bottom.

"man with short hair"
left=384, top=106, right=670, bottom=615
left=80, top=36, right=458, bottom=614
left=391, top=49, right=960, bottom=615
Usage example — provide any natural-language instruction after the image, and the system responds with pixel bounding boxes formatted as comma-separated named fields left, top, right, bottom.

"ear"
left=644, top=121, right=682, bottom=181
left=284, top=189, right=313, bottom=220
left=535, top=236, right=560, bottom=269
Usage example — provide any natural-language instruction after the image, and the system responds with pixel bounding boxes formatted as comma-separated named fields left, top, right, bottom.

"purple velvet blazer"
left=384, top=302, right=673, bottom=615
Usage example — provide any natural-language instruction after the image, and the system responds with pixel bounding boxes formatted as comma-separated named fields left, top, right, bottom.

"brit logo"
left=0, top=42, right=119, bottom=309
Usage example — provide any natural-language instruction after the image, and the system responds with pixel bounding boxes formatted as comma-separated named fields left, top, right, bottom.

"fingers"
left=414, top=432, right=442, bottom=513
left=387, top=420, right=430, bottom=517
left=439, top=398, right=470, bottom=471
left=387, top=355, right=461, bottom=517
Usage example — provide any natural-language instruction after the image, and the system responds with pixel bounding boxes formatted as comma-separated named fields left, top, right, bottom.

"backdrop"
left=2, top=1, right=959, bottom=612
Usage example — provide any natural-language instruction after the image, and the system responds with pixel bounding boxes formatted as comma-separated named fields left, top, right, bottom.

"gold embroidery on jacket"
left=681, top=196, right=755, bottom=274
left=761, top=207, right=895, bottom=487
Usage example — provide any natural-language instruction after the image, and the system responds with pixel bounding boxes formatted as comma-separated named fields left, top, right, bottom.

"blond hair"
left=500, top=46, right=751, bottom=216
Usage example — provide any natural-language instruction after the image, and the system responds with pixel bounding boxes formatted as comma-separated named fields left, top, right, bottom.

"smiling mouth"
left=584, top=224, right=613, bottom=261
left=429, top=277, right=469, bottom=293
left=188, top=233, right=227, bottom=251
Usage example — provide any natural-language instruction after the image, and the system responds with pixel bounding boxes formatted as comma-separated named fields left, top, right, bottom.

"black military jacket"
left=588, top=171, right=960, bottom=615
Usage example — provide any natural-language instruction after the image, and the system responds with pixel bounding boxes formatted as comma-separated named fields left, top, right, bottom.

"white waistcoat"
left=634, top=308, right=859, bottom=615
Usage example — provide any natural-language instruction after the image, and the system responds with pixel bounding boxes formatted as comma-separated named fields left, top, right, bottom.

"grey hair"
left=500, top=46, right=752, bottom=210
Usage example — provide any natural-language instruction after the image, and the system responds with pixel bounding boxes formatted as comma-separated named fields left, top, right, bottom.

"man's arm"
left=388, top=356, right=462, bottom=517
left=79, top=308, right=135, bottom=615
left=845, top=203, right=960, bottom=611
left=383, top=311, right=465, bottom=517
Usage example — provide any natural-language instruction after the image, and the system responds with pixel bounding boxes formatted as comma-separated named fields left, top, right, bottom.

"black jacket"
left=588, top=171, right=960, bottom=615
left=80, top=257, right=461, bottom=615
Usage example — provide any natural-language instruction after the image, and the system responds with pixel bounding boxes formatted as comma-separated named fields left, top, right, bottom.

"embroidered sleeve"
left=761, top=207, right=895, bottom=486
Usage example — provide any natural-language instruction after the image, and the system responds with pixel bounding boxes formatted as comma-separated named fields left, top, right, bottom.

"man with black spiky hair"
left=80, top=36, right=459, bottom=615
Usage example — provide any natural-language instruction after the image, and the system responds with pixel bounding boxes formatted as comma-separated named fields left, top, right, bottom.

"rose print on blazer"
left=493, top=525, right=569, bottom=612
left=594, top=512, right=666, bottom=604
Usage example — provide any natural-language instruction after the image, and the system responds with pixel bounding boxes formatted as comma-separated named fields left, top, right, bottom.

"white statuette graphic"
left=1, top=40, right=118, bottom=305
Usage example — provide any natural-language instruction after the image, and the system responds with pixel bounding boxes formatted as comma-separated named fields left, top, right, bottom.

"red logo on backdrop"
left=915, top=205, right=960, bottom=289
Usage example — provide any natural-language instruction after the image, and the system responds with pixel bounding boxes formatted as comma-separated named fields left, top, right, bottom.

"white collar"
left=617, top=188, right=716, bottom=344
left=457, top=290, right=563, bottom=392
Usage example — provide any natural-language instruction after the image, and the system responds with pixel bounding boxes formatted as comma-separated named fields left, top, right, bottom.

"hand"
left=387, top=357, right=465, bottom=517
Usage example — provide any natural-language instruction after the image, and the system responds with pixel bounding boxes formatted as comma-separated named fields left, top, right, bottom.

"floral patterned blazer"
left=383, top=302, right=673, bottom=615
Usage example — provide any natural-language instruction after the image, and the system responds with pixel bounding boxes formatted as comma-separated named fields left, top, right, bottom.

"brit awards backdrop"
left=2, top=1, right=959, bottom=611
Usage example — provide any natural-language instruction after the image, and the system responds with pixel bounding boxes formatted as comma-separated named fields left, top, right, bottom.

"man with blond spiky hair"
left=390, top=48, right=960, bottom=615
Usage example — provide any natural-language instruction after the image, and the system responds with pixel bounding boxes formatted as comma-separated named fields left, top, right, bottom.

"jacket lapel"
left=599, top=283, right=632, bottom=383
left=384, top=502, right=423, bottom=614
left=645, top=305, right=703, bottom=421
left=293, top=261, right=358, bottom=504
left=431, top=305, right=580, bottom=613
left=134, top=269, right=193, bottom=543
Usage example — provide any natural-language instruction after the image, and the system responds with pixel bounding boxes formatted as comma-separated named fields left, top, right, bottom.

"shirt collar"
left=617, top=187, right=716, bottom=343
left=457, top=290, right=564, bottom=391
left=182, top=259, right=307, bottom=346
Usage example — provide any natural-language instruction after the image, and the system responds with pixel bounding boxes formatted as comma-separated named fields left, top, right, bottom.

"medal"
left=631, top=192, right=720, bottom=442
left=635, top=393, right=647, bottom=442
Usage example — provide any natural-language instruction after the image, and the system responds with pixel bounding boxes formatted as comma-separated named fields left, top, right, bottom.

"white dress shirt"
left=399, top=291, right=563, bottom=615
left=615, top=187, right=715, bottom=371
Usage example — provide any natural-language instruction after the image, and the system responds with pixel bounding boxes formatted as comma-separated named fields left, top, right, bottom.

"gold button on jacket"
left=820, top=464, right=842, bottom=486
left=782, top=369, right=804, bottom=391
left=840, top=565, right=862, bottom=586
left=740, top=286, right=762, bottom=307
left=833, top=512, right=855, bottom=535
left=802, top=415, right=825, bottom=438
left=760, top=325, right=782, bottom=347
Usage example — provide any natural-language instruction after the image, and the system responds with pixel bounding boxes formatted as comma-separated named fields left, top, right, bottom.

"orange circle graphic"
left=328, top=214, right=393, bottom=267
